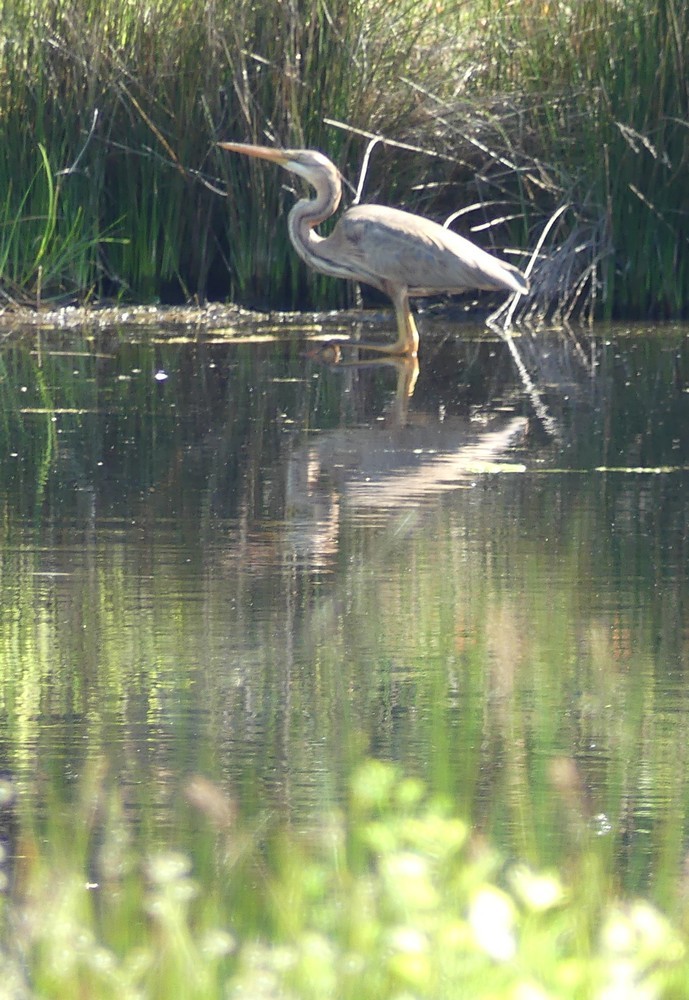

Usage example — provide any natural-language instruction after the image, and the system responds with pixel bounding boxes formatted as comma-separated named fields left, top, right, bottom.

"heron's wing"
left=328, top=205, right=526, bottom=296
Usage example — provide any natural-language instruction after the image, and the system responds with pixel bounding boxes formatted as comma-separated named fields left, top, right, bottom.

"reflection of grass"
left=0, top=346, right=58, bottom=512
left=6, top=761, right=688, bottom=998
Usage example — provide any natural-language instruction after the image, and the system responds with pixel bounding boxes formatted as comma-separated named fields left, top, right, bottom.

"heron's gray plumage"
left=325, top=205, right=528, bottom=297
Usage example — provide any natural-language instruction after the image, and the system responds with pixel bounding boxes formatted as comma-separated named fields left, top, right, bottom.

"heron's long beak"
left=217, top=142, right=290, bottom=166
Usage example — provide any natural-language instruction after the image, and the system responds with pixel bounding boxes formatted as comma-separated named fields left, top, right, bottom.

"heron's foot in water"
left=301, top=342, right=343, bottom=363
left=347, top=338, right=417, bottom=358
left=302, top=337, right=415, bottom=360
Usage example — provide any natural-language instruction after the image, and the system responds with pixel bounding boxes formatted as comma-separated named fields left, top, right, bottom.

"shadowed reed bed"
left=0, top=0, right=688, bottom=320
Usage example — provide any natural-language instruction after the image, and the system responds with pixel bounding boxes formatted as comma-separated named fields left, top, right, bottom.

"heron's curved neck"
left=286, top=176, right=344, bottom=277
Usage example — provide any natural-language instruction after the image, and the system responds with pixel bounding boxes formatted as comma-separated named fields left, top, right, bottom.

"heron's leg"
left=388, top=286, right=419, bottom=356
left=351, top=284, right=419, bottom=357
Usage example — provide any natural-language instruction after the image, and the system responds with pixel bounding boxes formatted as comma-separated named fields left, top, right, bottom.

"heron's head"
left=218, top=142, right=338, bottom=188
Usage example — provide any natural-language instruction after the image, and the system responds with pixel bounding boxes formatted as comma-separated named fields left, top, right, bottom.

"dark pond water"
left=1, top=315, right=688, bottom=900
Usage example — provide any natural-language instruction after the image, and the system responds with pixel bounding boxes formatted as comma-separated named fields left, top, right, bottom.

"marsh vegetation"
left=0, top=0, right=687, bottom=320
left=2, top=2, right=689, bottom=994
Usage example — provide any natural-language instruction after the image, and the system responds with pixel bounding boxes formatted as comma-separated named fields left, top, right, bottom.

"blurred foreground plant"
left=4, top=760, right=687, bottom=998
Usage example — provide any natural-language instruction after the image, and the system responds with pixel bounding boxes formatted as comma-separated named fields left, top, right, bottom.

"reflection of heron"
left=218, top=143, right=529, bottom=357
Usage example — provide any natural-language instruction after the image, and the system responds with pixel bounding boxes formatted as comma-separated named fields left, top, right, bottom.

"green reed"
left=471, top=0, right=689, bottom=320
left=1, top=0, right=687, bottom=316
left=0, top=0, right=469, bottom=308
left=0, top=140, right=106, bottom=305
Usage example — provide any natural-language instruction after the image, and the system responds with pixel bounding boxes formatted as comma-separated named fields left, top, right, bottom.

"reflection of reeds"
left=1, top=328, right=688, bottom=935
left=0, top=346, right=58, bottom=509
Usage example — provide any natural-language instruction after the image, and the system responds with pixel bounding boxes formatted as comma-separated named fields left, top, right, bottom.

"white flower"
left=469, top=886, right=516, bottom=961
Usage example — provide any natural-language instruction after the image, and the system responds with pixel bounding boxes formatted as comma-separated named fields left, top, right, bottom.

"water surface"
left=1, top=316, right=688, bottom=899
